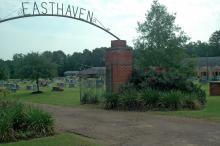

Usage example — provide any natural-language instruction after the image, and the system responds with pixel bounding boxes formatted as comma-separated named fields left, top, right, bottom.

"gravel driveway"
left=38, top=104, right=220, bottom=146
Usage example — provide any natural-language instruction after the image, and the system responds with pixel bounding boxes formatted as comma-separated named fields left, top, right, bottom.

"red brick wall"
left=106, top=40, right=133, bottom=93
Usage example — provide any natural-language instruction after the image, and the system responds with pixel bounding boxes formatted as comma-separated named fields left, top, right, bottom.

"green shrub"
left=140, top=88, right=160, bottom=109
left=104, top=68, right=206, bottom=111
left=0, top=109, right=16, bottom=143
left=0, top=100, right=54, bottom=143
left=81, top=90, right=99, bottom=104
left=27, top=108, right=54, bottom=137
left=118, top=89, right=139, bottom=111
left=129, top=69, right=206, bottom=106
left=104, top=93, right=119, bottom=110
left=190, top=85, right=206, bottom=105
left=0, top=88, right=9, bottom=97
left=11, top=103, right=28, bottom=132
left=104, top=88, right=204, bottom=111
left=182, top=94, right=203, bottom=110
left=160, top=90, right=184, bottom=110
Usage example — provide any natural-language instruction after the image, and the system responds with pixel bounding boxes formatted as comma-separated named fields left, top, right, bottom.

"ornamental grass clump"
left=27, top=108, right=54, bottom=137
left=0, top=109, right=16, bottom=143
left=0, top=100, right=54, bottom=143
left=104, top=83, right=206, bottom=111
left=81, top=90, right=99, bottom=105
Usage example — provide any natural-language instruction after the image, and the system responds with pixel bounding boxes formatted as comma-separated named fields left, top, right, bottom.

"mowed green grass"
left=0, top=133, right=101, bottom=146
left=155, top=84, right=220, bottom=122
left=2, top=83, right=220, bottom=122
left=3, top=87, right=81, bottom=107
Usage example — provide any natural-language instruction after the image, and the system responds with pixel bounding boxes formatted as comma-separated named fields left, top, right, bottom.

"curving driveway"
left=38, top=104, right=220, bottom=146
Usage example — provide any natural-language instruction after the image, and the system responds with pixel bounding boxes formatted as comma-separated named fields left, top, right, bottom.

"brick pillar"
left=106, top=40, right=133, bottom=93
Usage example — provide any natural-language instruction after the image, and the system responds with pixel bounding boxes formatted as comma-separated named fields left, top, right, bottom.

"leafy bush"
left=118, top=89, right=139, bottom=111
left=104, top=68, right=206, bottom=111
left=182, top=94, right=203, bottom=110
left=104, top=93, right=119, bottom=110
left=104, top=88, right=205, bottom=111
left=27, top=108, right=54, bottom=136
left=0, top=100, right=54, bottom=143
left=140, top=88, right=160, bottom=109
left=11, top=102, right=27, bottom=132
left=0, top=109, right=16, bottom=143
left=160, top=90, right=184, bottom=110
left=129, top=69, right=206, bottom=105
left=81, top=90, right=99, bottom=104
left=0, top=88, right=9, bottom=97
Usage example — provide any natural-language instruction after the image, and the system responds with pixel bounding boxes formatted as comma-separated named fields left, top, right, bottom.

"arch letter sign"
left=0, top=1, right=120, bottom=40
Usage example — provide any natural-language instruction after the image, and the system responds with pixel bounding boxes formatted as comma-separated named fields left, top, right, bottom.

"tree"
left=52, top=50, right=66, bottom=77
left=209, top=30, right=220, bottom=56
left=0, top=59, right=9, bottom=80
left=42, top=51, right=53, bottom=61
left=82, top=49, right=92, bottom=67
left=91, top=47, right=107, bottom=67
left=4, top=60, right=15, bottom=79
left=16, top=53, right=57, bottom=93
left=135, top=0, right=188, bottom=70
left=12, top=53, right=24, bottom=79
left=184, top=41, right=210, bottom=57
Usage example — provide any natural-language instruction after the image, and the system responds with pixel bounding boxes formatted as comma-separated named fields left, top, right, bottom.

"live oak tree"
left=135, top=0, right=188, bottom=70
left=17, top=53, right=57, bottom=93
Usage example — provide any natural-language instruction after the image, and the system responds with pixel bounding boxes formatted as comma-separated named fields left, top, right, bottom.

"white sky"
left=0, top=0, right=220, bottom=60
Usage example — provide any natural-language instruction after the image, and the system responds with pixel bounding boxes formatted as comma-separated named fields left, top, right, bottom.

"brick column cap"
left=111, top=40, right=127, bottom=48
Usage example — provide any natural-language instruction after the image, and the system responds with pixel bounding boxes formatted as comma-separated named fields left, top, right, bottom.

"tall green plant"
left=0, top=109, right=15, bottom=142
left=0, top=100, right=54, bottom=143
left=27, top=108, right=54, bottom=136
left=140, top=88, right=160, bottom=109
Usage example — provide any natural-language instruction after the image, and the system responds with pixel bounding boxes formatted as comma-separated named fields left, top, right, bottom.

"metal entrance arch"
left=0, top=14, right=120, bottom=40
left=0, top=3, right=132, bottom=94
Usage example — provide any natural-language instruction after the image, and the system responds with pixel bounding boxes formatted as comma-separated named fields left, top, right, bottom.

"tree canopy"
left=0, top=59, right=9, bottom=80
left=209, top=30, right=220, bottom=56
left=135, top=0, right=188, bottom=69
left=185, top=30, right=220, bottom=57
left=15, top=53, right=57, bottom=92
left=1, top=47, right=107, bottom=79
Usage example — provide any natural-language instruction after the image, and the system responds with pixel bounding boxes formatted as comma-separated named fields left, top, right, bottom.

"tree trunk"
left=36, top=78, right=40, bottom=92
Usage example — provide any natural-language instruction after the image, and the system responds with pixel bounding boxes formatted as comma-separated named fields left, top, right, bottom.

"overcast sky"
left=0, top=0, right=220, bottom=60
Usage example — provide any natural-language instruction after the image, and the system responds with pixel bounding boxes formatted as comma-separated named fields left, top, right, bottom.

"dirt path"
left=38, top=104, right=220, bottom=146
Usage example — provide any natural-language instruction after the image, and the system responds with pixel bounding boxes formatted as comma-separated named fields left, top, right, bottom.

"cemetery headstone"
left=69, top=83, right=75, bottom=88
left=57, top=83, right=65, bottom=89
left=0, top=81, right=4, bottom=88
left=26, top=85, right=33, bottom=91
left=10, top=84, right=18, bottom=93
left=30, top=85, right=38, bottom=92
left=52, top=86, right=64, bottom=92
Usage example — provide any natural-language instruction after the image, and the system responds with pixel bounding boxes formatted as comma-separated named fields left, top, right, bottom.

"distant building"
left=64, top=71, right=79, bottom=77
left=196, top=57, right=220, bottom=81
left=79, top=67, right=106, bottom=79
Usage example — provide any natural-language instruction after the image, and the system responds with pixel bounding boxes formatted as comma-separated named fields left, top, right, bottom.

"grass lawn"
left=0, top=133, right=101, bottom=146
left=2, top=87, right=81, bottom=107
left=155, top=84, right=220, bottom=122
left=2, top=83, right=220, bottom=122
